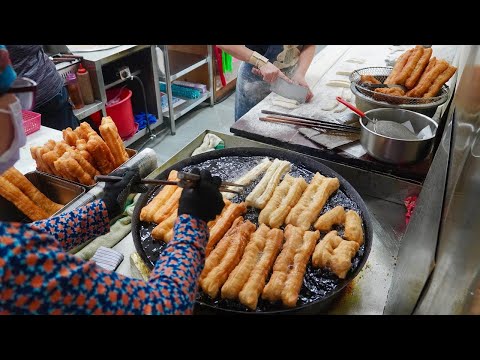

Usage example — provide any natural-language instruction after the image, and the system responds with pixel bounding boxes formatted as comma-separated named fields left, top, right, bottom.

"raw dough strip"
left=221, top=224, right=282, bottom=310
left=140, top=170, right=178, bottom=222
left=314, top=206, right=346, bottom=231
left=206, top=202, right=248, bottom=256
left=326, top=80, right=350, bottom=88
left=262, top=225, right=319, bottom=308
left=245, top=158, right=291, bottom=209
left=222, top=157, right=272, bottom=200
left=344, top=210, right=364, bottom=245
left=285, top=173, right=340, bottom=230
left=259, top=174, right=307, bottom=228
left=200, top=218, right=256, bottom=298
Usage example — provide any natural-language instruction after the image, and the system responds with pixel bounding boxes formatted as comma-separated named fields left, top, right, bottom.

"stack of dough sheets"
left=0, top=167, right=63, bottom=221
left=258, top=174, right=307, bottom=228
left=221, top=224, right=283, bottom=310
left=285, top=173, right=340, bottom=230
left=245, top=158, right=291, bottom=209
left=262, top=225, right=319, bottom=307
left=199, top=217, right=256, bottom=298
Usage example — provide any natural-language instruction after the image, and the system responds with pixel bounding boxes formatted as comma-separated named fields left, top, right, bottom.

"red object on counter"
left=404, top=195, right=418, bottom=225
left=214, top=46, right=226, bottom=87
left=22, top=110, right=41, bottom=135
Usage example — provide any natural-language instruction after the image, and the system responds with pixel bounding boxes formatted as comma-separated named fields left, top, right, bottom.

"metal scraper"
left=270, top=78, right=309, bottom=103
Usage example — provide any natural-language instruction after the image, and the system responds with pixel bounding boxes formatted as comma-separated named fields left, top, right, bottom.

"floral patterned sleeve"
left=30, top=200, right=110, bottom=252
left=0, top=214, right=208, bottom=315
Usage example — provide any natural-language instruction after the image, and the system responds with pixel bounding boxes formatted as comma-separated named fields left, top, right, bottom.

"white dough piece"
left=223, top=157, right=272, bottom=199
left=321, top=99, right=338, bottom=111
left=245, top=158, right=291, bottom=209
left=272, top=99, right=299, bottom=109
left=334, top=104, right=347, bottom=113
left=345, top=58, right=366, bottom=64
left=326, top=80, right=351, bottom=88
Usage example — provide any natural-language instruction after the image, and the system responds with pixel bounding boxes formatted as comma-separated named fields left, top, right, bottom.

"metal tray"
left=35, top=148, right=138, bottom=190
left=0, top=171, right=86, bottom=223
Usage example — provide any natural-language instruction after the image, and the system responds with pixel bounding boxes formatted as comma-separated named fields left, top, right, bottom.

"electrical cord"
left=130, top=74, right=156, bottom=139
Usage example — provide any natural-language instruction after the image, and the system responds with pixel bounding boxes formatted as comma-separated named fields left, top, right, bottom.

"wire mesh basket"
left=349, top=67, right=449, bottom=107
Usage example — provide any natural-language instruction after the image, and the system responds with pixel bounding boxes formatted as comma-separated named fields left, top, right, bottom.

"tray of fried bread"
left=29, top=117, right=137, bottom=189
left=132, top=147, right=373, bottom=314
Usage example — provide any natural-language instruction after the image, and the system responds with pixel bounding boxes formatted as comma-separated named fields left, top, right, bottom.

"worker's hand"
left=252, top=62, right=292, bottom=83
left=101, top=167, right=148, bottom=219
left=291, top=72, right=314, bottom=102
left=178, top=168, right=224, bottom=223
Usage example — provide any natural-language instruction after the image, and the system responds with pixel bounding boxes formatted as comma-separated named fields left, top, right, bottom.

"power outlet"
left=118, top=66, right=132, bottom=80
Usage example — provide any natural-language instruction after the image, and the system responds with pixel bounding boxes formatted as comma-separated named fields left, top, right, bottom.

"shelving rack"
left=158, top=45, right=214, bottom=135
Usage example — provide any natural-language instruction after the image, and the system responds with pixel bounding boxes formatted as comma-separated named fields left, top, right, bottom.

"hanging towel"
left=191, top=133, right=224, bottom=156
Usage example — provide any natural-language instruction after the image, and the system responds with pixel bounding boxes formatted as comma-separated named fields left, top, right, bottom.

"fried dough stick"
left=206, top=202, right=247, bottom=256
left=75, top=139, right=94, bottom=166
left=423, top=65, right=457, bottom=98
left=152, top=209, right=178, bottom=242
left=405, top=47, right=432, bottom=89
left=86, top=134, right=116, bottom=175
left=312, top=230, right=343, bottom=268
left=394, top=45, right=424, bottom=85
left=151, top=187, right=182, bottom=224
left=314, top=206, right=346, bottom=232
left=74, top=122, right=96, bottom=141
left=2, top=167, right=63, bottom=215
left=285, top=173, right=340, bottom=230
left=221, top=224, right=283, bottom=310
left=200, top=218, right=256, bottom=298
left=223, top=157, right=272, bottom=200
left=259, top=174, right=307, bottom=228
left=56, top=152, right=95, bottom=185
left=360, top=75, right=381, bottom=84
left=329, top=240, right=359, bottom=279
left=99, top=116, right=129, bottom=168
left=407, top=59, right=449, bottom=97
left=140, top=170, right=179, bottom=222
left=0, top=176, right=49, bottom=221
left=62, top=127, right=79, bottom=146
left=344, top=210, right=364, bottom=245
left=262, top=225, right=319, bottom=307
left=245, top=158, right=291, bottom=209
left=384, top=49, right=412, bottom=85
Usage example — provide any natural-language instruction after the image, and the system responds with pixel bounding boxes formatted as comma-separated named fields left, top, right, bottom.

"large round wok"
left=132, top=147, right=373, bottom=314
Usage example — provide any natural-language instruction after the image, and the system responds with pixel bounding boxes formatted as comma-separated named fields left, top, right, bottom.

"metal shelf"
left=123, top=120, right=163, bottom=147
left=73, top=100, right=103, bottom=121
left=159, top=50, right=208, bottom=81
left=162, top=92, right=210, bottom=121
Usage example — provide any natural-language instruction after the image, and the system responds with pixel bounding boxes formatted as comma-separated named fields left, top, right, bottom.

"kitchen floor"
left=130, top=45, right=327, bottom=163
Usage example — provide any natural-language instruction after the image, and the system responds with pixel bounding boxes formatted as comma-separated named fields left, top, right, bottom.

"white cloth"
left=191, top=133, right=224, bottom=156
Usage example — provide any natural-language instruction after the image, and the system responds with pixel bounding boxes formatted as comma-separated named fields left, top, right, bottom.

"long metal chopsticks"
left=95, top=172, right=245, bottom=194
left=260, top=110, right=360, bottom=133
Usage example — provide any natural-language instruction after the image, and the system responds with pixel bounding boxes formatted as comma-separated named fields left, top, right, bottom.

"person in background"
left=6, top=45, right=79, bottom=131
left=0, top=48, right=225, bottom=314
left=217, top=45, right=316, bottom=120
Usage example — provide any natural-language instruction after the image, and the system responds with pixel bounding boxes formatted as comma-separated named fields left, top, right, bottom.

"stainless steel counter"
left=135, top=130, right=421, bottom=314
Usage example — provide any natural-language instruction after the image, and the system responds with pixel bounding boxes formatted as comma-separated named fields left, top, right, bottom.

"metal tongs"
left=95, top=171, right=246, bottom=194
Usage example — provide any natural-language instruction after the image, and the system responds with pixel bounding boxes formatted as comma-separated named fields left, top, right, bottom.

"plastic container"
left=76, top=64, right=95, bottom=105
left=66, top=73, right=84, bottom=109
left=104, top=87, right=136, bottom=139
left=22, top=110, right=41, bottom=135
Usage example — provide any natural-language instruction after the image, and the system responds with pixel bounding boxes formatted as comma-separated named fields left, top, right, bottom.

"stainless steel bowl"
left=360, top=108, right=438, bottom=164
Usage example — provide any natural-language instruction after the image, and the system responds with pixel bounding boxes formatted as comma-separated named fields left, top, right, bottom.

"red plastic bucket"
left=103, top=87, right=136, bottom=139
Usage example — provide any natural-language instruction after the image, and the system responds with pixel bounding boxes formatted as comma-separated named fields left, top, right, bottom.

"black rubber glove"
left=178, top=168, right=224, bottom=223
left=102, top=167, right=148, bottom=219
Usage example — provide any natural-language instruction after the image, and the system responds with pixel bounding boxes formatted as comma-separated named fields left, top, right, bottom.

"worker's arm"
left=0, top=214, right=207, bottom=315
left=30, top=199, right=111, bottom=252
left=217, top=45, right=291, bottom=83
left=291, top=45, right=316, bottom=102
